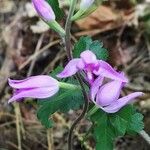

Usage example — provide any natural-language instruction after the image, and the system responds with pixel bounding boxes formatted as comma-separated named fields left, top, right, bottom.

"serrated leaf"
left=89, top=105, right=144, bottom=150
left=73, top=36, right=92, bottom=58
left=128, top=113, right=144, bottom=133
left=109, top=115, right=127, bottom=136
left=73, top=36, right=108, bottom=60
left=46, top=0, right=63, bottom=20
left=37, top=79, right=84, bottom=128
left=89, top=41, right=108, bottom=60
left=91, top=110, right=114, bottom=150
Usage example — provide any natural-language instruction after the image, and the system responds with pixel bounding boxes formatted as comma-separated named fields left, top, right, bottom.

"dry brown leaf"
left=76, top=5, right=135, bottom=30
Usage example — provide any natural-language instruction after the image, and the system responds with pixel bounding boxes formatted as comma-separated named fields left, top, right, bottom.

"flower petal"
left=32, top=0, right=55, bottom=21
left=102, top=92, right=143, bottom=113
left=8, top=75, right=58, bottom=89
left=80, top=50, right=97, bottom=64
left=90, top=76, right=104, bottom=101
left=96, top=80, right=123, bottom=107
left=57, top=59, right=81, bottom=78
left=8, top=86, right=59, bottom=103
left=94, top=60, right=128, bottom=83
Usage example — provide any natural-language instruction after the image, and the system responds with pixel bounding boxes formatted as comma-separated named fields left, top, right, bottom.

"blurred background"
left=0, top=0, right=150, bottom=149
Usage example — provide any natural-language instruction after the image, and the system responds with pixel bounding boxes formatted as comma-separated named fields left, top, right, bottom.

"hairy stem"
left=63, top=0, right=89, bottom=150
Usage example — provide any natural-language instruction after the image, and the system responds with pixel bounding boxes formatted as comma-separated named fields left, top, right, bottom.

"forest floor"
left=0, top=0, right=150, bottom=149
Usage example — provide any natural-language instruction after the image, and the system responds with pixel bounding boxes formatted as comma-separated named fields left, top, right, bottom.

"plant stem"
left=86, top=105, right=99, bottom=118
left=63, top=0, right=90, bottom=150
left=139, top=130, right=150, bottom=145
left=59, top=82, right=80, bottom=90
left=64, top=0, right=77, bottom=60
left=68, top=73, right=89, bottom=150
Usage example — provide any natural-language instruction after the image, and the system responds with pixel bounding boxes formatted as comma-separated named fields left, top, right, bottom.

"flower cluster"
left=57, top=50, right=143, bottom=113
left=8, top=50, right=143, bottom=113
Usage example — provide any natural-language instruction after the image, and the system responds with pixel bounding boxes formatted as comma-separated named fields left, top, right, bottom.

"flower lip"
left=96, top=80, right=123, bottom=107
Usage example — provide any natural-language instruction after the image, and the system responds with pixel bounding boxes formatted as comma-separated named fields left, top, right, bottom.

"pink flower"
left=8, top=75, right=59, bottom=103
left=32, top=0, right=55, bottom=22
left=57, top=50, right=128, bottom=84
left=90, top=76, right=143, bottom=113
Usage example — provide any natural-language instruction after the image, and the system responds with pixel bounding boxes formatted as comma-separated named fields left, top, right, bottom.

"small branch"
left=47, top=129, right=54, bottom=150
left=27, top=34, right=44, bottom=77
left=14, top=103, right=22, bottom=150
left=139, top=130, right=150, bottom=145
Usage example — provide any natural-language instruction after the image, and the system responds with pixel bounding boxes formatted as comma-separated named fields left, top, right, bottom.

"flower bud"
left=80, top=0, right=95, bottom=10
left=71, top=0, right=95, bottom=21
left=32, top=0, right=55, bottom=22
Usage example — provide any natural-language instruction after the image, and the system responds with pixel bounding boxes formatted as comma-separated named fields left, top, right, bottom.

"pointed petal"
left=90, top=76, right=104, bottom=100
left=8, top=86, right=59, bottom=103
left=8, top=75, right=58, bottom=89
left=57, top=59, right=80, bottom=78
left=102, top=92, right=143, bottom=113
left=80, top=50, right=97, bottom=64
left=96, top=80, right=123, bottom=107
left=94, top=60, right=128, bottom=83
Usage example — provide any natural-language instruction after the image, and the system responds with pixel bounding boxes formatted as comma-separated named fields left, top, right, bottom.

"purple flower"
left=8, top=75, right=59, bottom=103
left=32, top=0, right=55, bottom=22
left=57, top=50, right=128, bottom=84
left=80, top=0, right=95, bottom=9
left=90, top=77, right=143, bottom=113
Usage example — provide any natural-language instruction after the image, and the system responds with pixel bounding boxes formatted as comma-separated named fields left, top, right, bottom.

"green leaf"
left=37, top=78, right=84, bottom=128
left=109, top=115, right=127, bottom=136
left=128, top=113, right=144, bottom=133
left=91, top=110, right=114, bottom=150
left=89, top=105, right=144, bottom=150
left=46, top=0, right=63, bottom=20
left=73, top=36, right=108, bottom=60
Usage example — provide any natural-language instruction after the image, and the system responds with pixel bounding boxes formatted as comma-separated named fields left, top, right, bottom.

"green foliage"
left=46, top=0, right=63, bottom=20
left=73, top=36, right=109, bottom=60
left=90, top=105, right=144, bottom=150
left=37, top=73, right=84, bottom=128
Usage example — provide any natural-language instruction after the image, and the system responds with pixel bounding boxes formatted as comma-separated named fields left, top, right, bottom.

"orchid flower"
left=57, top=50, right=128, bottom=84
left=8, top=75, right=59, bottom=103
left=90, top=76, right=143, bottom=113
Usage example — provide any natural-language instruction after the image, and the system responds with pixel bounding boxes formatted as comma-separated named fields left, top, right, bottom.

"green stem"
left=47, top=20, right=65, bottom=37
left=64, top=0, right=77, bottom=60
left=59, top=82, right=80, bottom=90
left=86, top=105, right=99, bottom=117
left=71, top=9, right=85, bottom=21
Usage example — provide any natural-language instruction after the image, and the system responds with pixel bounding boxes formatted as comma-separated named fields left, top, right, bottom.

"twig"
left=27, top=34, right=44, bottom=77
left=14, top=103, right=22, bottom=150
left=19, top=40, right=60, bottom=70
left=139, top=130, right=150, bottom=145
left=47, top=129, right=54, bottom=150
left=53, top=113, right=93, bottom=150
